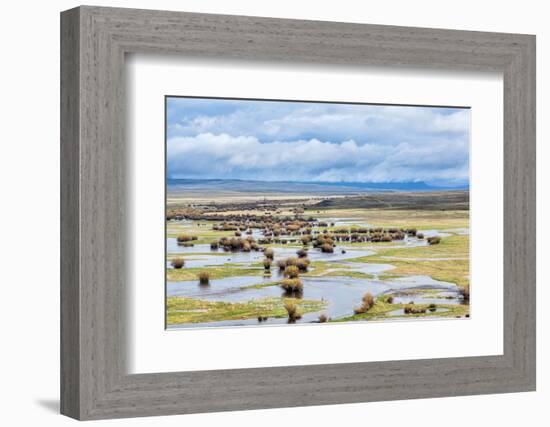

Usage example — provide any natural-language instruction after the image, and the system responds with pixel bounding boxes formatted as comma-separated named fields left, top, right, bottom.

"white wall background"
left=0, top=1, right=546, bottom=425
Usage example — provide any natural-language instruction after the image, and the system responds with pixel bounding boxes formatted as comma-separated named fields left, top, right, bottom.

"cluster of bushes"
left=214, top=236, right=261, bottom=252
left=313, top=235, right=335, bottom=253
left=212, top=223, right=239, bottom=231
left=257, top=237, right=299, bottom=245
left=277, top=257, right=310, bottom=296
left=209, top=216, right=317, bottom=238
left=404, top=305, right=427, bottom=314
left=165, top=207, right=202, bottom=221
left=354, top=292, right=375, bottom=314
left=276, top=257, right=310, bottom=273
left=176, top=234, right=198, bottom=245
left=307, top=227, right=422, bottom=247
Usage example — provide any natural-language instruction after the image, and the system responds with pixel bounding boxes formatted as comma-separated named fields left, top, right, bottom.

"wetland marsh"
left=165, top=184, right=470, bottom=328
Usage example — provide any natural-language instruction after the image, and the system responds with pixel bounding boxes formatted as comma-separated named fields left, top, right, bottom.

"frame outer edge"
left=61, top=6, right=537, bottom=420
left=60, top=6, right=82, bottom=420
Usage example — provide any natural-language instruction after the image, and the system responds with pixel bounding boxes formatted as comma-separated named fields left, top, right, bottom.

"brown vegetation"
left=296, top=258, right=310, bottom=272
left=198, top=271, right=210, bottom=285
left=170, top=258, right=185, bottom=269
left=284, top=265, right=300, bottom=279
left=264, top=248, right=274, bottom=260
left=176, top=234, right=198, bottom=244
left=284, top=300, right=302, bottom=322
left=280, top=278, right=304, bottom=295
left=427, top=236, right=441, bottom=245
left=354, top=292, right=375, bottom=314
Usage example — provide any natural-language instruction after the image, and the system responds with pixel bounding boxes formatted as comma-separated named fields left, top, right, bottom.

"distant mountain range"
left=167, top=178, right=468, bottom=194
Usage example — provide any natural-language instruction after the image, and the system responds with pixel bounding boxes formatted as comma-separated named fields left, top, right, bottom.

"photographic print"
left=165, top=97, right=470, bottom=329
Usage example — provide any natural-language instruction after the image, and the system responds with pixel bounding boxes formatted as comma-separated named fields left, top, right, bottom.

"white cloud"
left=167, top=99, right=470, bottom=146
left=167, top=132, right=469, bottom=184
left=166, top=98, right=470, bottom=185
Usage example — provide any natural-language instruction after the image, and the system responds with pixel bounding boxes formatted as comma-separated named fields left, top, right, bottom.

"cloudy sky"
left=166, top=97, right=470, bottom=187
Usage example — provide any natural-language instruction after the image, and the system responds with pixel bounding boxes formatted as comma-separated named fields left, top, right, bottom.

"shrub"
left=354, top=292, right=375, bottom=314
left=296, top=258, right=310, bottom=272
left=285, top=257, right=298, bottom=267
left=353, top=306, right=366, bottom=315
left=460, top=285, right=470, bottom=301
left=362, top=293, right=375, bottom=310
left=406, top=228, right=417, bottom=236
left=296, top=248, right=308, bottom=258
left=280, top=278, right=303, bottom=294
left=263, top=258, right=272, bottom=270
left=285, top=265, right=300, bottom=278
left=264, top=248, right=274, bottom=260
left=171, top=258, right=185, bottom=269
left=404, top=305, right=427, bottom=314
left=321, top=243, right=334, bottom=253
left=318, top=313, right=328, bottom=323
left=427, top=236, right=441, bottom=245
left=284, top=300, right=302, bottom=321
left=198, top=271, right=210, bottom=285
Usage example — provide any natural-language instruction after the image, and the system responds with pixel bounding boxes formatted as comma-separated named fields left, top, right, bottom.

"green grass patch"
left=167, top=296, right=327, bottom=325
left=333, top=298, right=469, bottom=322
left=167, top=222, right=234, bottom=244
left=373, top=234, right=469, bottom=259
left=378, top=259, right=469, bottom=288
left=346, top=235, right=469, bottom=288
left=301, top=261, right=350, bottom=277
left=167, top=265, right=263, bottom=281
left=316, top=209, right=469, bottom=230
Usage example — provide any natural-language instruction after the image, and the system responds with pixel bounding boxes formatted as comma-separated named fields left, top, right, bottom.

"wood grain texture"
left=60, top=6, right=536, bottom=420
left=60, top=7, right=80, bottom=419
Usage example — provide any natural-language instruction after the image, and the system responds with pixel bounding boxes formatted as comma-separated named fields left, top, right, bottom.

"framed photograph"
left=164, top=96, right=472, bottom=329
left=61, top=6, right=536, bottom=420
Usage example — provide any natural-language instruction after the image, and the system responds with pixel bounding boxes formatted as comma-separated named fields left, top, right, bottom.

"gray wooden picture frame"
left=60, top=5, right=536, bottom=421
